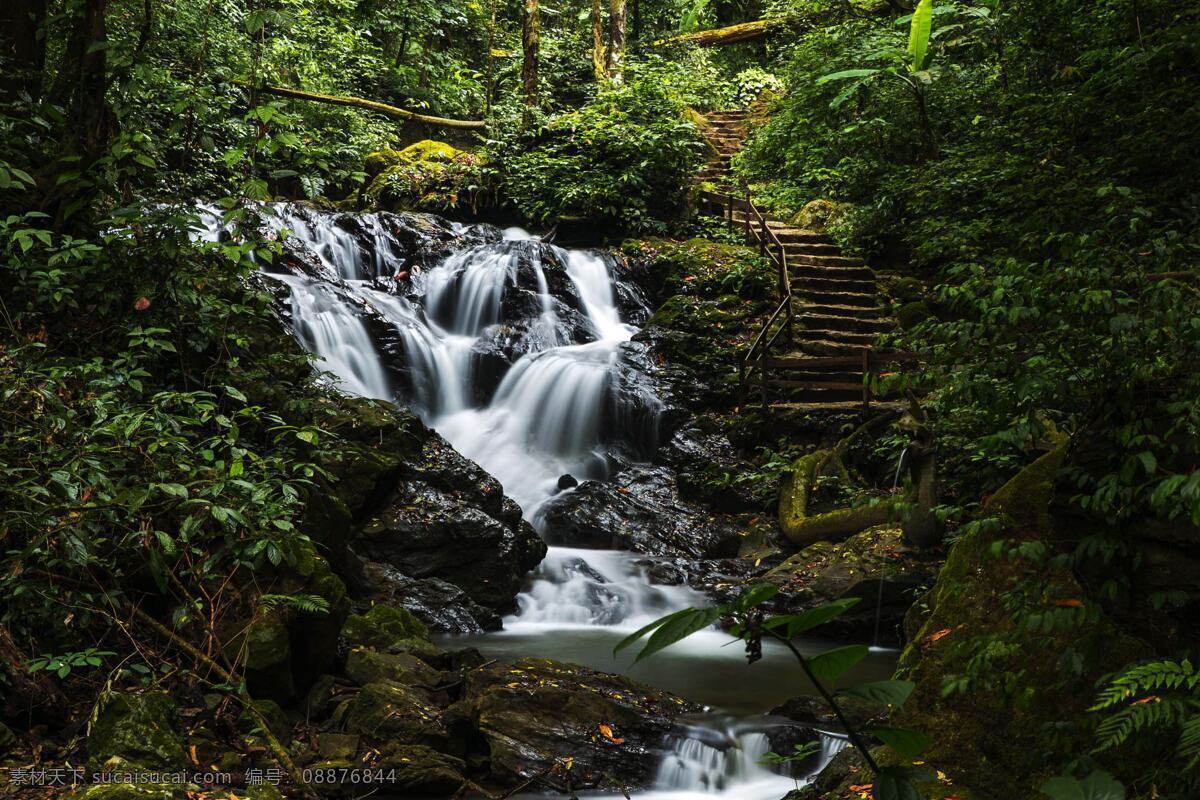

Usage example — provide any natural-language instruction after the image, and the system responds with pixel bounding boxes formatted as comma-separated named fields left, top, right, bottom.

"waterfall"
left=196, top=205, right=848, bottom=799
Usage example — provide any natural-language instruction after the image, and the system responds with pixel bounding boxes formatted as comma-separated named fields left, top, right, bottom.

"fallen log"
left=654, top=17, right=794, bottom=48
left=237, top=82, right=487, bottom=130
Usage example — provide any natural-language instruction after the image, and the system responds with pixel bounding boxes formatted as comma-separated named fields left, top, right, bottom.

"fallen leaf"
left=1052, top=598, right=1083, bottom=607
left=597, top=723, right=625, bottom=744
left=134, top=297, right=151, bottom=311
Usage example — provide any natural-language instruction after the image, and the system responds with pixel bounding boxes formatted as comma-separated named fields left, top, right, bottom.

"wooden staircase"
left=699, top=187, right=915, bottom=411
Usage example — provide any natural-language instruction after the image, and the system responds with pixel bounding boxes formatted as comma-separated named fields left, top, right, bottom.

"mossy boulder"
left=764, top=526, right=940, bottom=644
left=341, top=603, right=430, bottom=648
left=316, top=732, right=360, bottom=760
left=0, top=721, right=15, bottom=754
left=892, top=444, right=1148, bottom=799
left=86, top=692, right=184, bottom=771
left=337, top=680, right=450, bottom=748
left=344, top=647, right=441, bottom=686
left=239, top=698, right=290, bottom=741
left=223, top=609, right=293, bottom=701
left=896, top=300, right=933, bottom=330
left=463, top=658, right=703, bottom=791
left=789, top=199, right=851, bottom=232
left=362, top=140, right=480, bottom=213
left=377, top=743, right=467, bottom=796
left=364, top=140, right=463, bottom=179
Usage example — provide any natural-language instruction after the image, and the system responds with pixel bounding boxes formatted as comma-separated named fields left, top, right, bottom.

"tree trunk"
left=607, top=0, right=626, bottom=85
left=66, top=0, right=111, bottom=162
left=591, top=0, right=605, bottom=83
left=0, top=0, right=48, bottom=104
left=485, top=0, right=498, bottom=113
left=521, top=0, right=539, bottom=114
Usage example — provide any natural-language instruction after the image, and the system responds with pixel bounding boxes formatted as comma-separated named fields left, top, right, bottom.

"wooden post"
left=861, top=348, right=871, bottom=412
left=761, top=359, right=769, bottom=410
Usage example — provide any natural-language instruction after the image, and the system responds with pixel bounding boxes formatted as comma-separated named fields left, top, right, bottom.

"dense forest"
left=1, top=0, right=1198, bottom=798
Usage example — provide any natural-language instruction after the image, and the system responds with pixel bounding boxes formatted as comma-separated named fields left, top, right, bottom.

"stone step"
left=789, top=253, right=868, bottom=269
left=793, top=289, right=879, bottom=308
left=796, top=338, right=875, bottom=357
left=798, top=313, right=894, bottom=333
left=780, top=241, right=841, bottom=256
left=796, top=328, right=878, bottom=345
left=791, top=265, right=875, bottom=282
left=792, top=275, right=877, bottom=294
left=802, top=302, right=887, bottom=318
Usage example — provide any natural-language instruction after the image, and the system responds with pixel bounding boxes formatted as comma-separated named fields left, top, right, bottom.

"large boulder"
left=462, top=658, right=703, bottom=792
left=86, top=692, right=184, bottom=771
left=762, top=526, right=940, bottom=645
left=536, top=464, right=743, bottom=558
left=356, top=427, right=545, bottom=611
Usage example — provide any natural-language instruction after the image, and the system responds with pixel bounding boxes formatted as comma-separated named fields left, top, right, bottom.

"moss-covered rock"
left=764, top=526, right=940, bottom=643
left=896, top=300, right=933, bottom=330
left=342, top=603, right=430, bottom=648
left=86, top=692, right=184, bottom=771
left=344, top=648, right=441, bottom=686
left=223, top=609, right=293, bottom=701
left=337, top=680, right=450, bottom=748
left=464, top=658, right=703, bottom=791
left=376, top=743, right=466, bottom=795
left=316, top=732, right=360, bottom=760
left=239, top=698, right=291, bottom=741
left=789, top=199, right=851, bottom=232
left=892, top=444, right=1148, bottom=799
left=363, top=140, right=481, bottom=213
left=0, top=721, right=15, bottom=754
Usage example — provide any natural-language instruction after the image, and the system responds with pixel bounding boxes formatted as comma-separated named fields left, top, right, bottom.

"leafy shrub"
left=488, top=77, right=704, bottom=233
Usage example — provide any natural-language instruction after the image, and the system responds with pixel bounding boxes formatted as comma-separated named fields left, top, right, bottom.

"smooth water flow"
left=201, top=205, right=863, bottom=798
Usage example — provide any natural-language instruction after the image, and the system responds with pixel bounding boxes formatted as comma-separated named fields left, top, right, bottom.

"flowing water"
left=199, top=205, right=894, bottom=797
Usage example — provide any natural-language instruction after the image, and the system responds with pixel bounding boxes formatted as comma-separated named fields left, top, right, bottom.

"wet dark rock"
left=557, top=473, right=579, bottom=491
left=764, top=723, right=822, bottom=778
left=760, top=527, right=939, bottom=645
left=340, top=413, right=544, bottom=612
left=769, top=696, right=883, bottom=732
left=537, top=464, right=743, bottom=558
left=376, top=743, right=467, bottom=796
left=640, top=556, right=759, bottom=603
left=462, top=658, right=703, bottom=791
left=361, top=561, right=502, bottom=634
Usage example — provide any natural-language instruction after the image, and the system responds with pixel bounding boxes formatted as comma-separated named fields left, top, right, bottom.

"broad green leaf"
left=296, top=429, right=319, bottom=444
left=908, top=0, right=934, bottom=71
left=836, top=679, right=915, bottom=707
left=635, top=607, right=724, bottom=662
left=765, top=597, right=862, bottom=638
left=735, top=583, right=780, bottom=611
left=1040, top=770, right=1126, bottom=800
left=808, top=644, right=869, bottom=681
left=817, top=68, right=880, bottom=85
left=869, top=726, right=933, bottom=759
left=613, top=609, right=693, bottom=655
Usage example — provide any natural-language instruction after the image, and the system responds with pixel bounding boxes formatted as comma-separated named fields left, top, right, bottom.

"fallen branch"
left=654, top=17, right=794, bottom=47
left=777, top=411, right=899, bottom=546
left=234, top=81, right=487, bottom=130
left=127, top=605, right=318, bottom=800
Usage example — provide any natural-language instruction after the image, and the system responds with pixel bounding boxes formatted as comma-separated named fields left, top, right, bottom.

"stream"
left=203, top=205, right=897, bottom=798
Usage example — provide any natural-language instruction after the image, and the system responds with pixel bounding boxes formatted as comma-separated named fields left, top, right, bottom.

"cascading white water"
left=198, top=205, right=851, bottom=799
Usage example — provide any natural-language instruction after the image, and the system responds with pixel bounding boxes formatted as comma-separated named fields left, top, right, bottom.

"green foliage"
left=28, top=649, right=117, bottom=679
left=489, top=77, right=704, bottom=232
left=1040, top=769, right=1126, bottom=800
